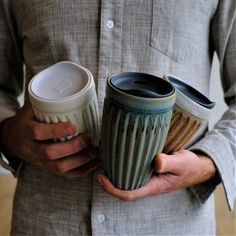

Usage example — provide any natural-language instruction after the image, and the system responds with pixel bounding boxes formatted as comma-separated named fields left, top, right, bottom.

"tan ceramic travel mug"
left=163, top=75, right=215, bottom=153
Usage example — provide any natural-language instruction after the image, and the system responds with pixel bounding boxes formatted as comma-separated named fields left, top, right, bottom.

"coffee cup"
left=28, top=61, right=99, bottom=143
left=101, top=72, right=176, bottom=190
left=163, top=74, right=215, bottom=153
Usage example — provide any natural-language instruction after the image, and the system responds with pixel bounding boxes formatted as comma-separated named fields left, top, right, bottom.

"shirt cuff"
left=0, top=152, right=23, bottom=177
left=0, top=114, right=24, bottom=176
left=189, top=135, right=235, bottom=211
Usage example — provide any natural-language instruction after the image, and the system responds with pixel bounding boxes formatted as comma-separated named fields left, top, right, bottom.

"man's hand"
left=96, top=150, right=216, bottom=201
left=0, top=103, right=98, bottom=178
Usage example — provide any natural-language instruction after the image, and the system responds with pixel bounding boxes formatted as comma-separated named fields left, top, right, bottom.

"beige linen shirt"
left=0, top=0, right=235, bottom=235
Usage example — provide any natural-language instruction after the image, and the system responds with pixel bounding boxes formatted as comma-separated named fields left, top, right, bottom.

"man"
left=0, top=1, right=235, bottom=235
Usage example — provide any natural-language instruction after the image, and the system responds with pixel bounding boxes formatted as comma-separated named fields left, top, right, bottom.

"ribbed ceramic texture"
left=163, top=105, right=203, bottom=153
left=33, top=95, right=99, bottom=143
left=101, top=98, right=173, bottom=190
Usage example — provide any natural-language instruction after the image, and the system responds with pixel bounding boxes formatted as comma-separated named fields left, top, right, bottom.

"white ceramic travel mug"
left=28, top=61, right=99, bottom=143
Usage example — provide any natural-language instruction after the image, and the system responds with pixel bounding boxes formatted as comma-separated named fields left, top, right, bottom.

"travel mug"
left=28, top=61, right=99, bottom=143
left=101, top=72, right=176, bottom=190
left=163, top=74, right=215, bottom=153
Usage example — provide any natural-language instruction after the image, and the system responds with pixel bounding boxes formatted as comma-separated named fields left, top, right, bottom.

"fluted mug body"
left=163, top=75, right=215, bottom=153
left=28, top=61, right=99, bottom=143
left=101, top=72, right=176, bottom=190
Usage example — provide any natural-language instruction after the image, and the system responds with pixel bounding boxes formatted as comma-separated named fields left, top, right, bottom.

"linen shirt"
left=0, top=0, right=235, bottom=235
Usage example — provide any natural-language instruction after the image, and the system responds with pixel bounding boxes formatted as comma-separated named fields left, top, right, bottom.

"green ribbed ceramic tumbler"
left=101, top=72, right=176, bottom=190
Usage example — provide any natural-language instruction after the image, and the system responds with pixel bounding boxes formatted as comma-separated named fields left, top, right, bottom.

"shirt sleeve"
left=189, top=0, right=236, bottom=211
left=0, top=0, right=24, bottom=175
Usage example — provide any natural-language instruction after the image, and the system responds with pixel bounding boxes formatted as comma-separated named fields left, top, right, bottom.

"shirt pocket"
left=150, top=0, right=216, bottom=62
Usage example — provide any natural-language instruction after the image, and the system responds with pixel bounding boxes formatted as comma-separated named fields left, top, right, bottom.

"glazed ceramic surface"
left=28, top=61, right=99, bottom=143
left=101, top=72, right=176, bottom=190
left=163, top=74, right=215, bottom=153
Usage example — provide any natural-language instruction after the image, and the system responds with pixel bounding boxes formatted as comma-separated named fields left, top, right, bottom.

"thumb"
left=154, top=153, right=183, bottom=174
left=154, top=153, right=168, bottom=173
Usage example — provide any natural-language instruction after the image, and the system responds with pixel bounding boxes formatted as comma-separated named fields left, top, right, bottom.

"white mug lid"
left=28, top=61, right=96, bottom=113
left=30, top=61, right=89, bottom=100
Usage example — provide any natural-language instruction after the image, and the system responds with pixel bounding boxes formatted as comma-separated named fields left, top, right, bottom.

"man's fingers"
left=29, top=121, right=77, bottom=140
left=47, top=148, right=97, bottom=173
left=60, top=159, right=98, bottom=178
left=96, top=174, right=156, bottom=201
left=37, top=134, right=92, bottom=160
left=96, top=150, right=216, bottom=201
left=21, top=103, right=77, bottom=140
left=154, top=153, right=184, bottom=175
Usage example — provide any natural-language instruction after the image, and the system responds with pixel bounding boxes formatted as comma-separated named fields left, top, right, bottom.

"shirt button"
left=106, top=20, right=114, bottom=29
left=97, top=214, right=106, bottom=223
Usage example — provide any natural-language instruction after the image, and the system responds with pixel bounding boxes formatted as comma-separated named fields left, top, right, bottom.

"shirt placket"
left=97, top=0, right=123, bottom=119
left=92, top=1, right=124, bottom=235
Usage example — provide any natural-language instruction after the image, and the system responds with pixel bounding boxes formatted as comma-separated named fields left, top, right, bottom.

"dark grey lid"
left=168, top=76, right=215, bottom=109
left=110, top=72, right=175, bottom=98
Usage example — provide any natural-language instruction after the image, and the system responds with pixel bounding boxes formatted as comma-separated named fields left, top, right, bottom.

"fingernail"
left=68, top=125, right=77, bottom=134
left=60, top=126, right=74, bottom=137
left=157, top=157, right=167, bottom=173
